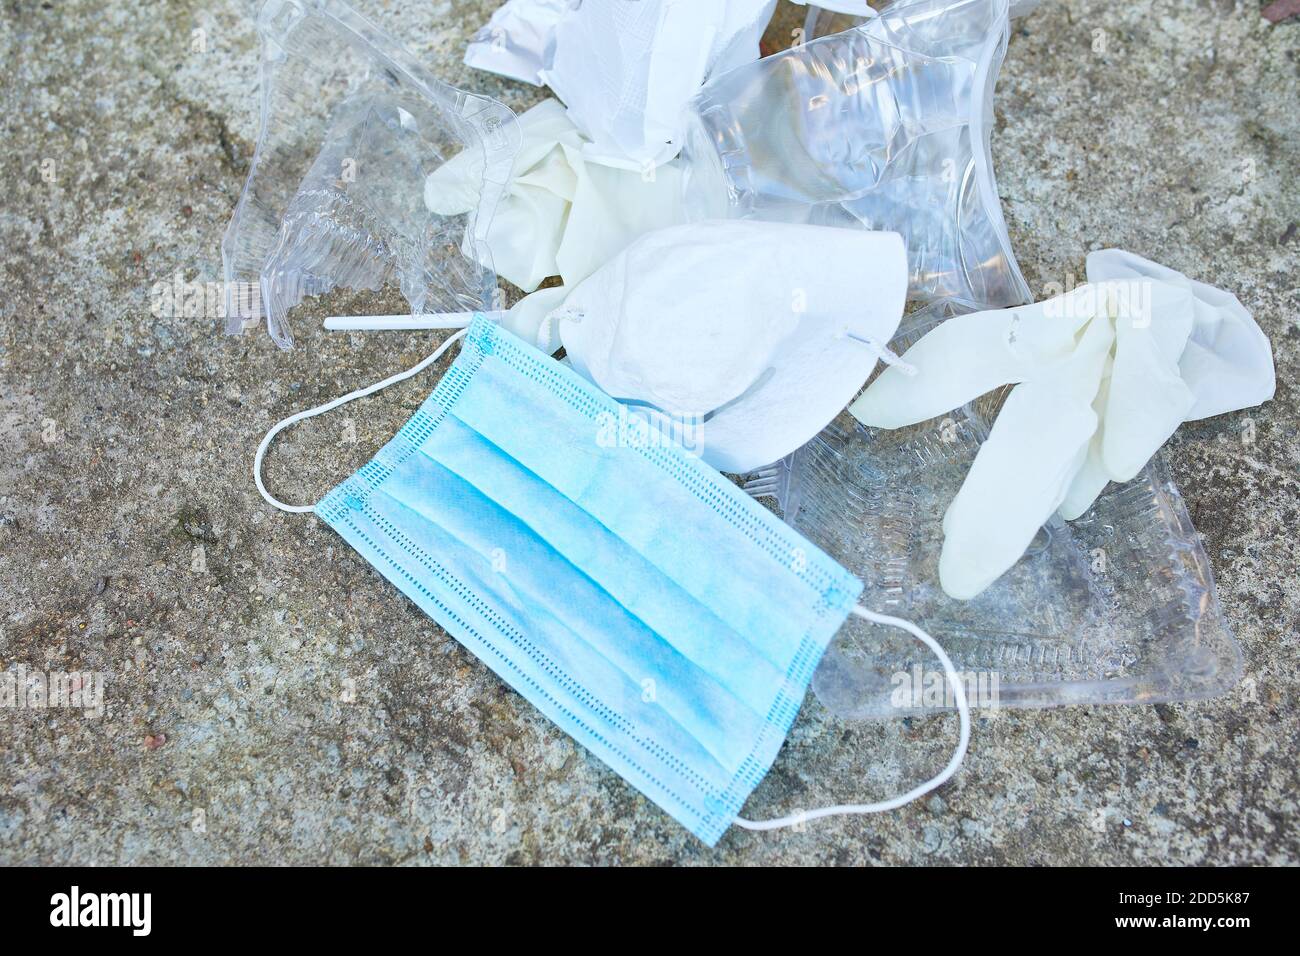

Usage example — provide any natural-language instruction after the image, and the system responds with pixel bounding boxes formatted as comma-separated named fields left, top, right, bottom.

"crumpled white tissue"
left=850, top=249, right=1275, bottom=600
left=425, top=99, right=686, bottom=295
left=555, top=219, right=908, bottom=473
left=538, top=0, right=777, bottom=169
left=464, top=0, right=579, bottom=86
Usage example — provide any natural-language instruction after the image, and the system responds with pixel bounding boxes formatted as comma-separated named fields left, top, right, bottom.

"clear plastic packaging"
left=682, top=0, right=1031, bottom=309
left=747, top=299, right=1242, bottom=716
left=799, top=2, right=874, bottom=38
left=222, top=0, right=520, bottom=348
left=799, top=1, right=1044, bottom=41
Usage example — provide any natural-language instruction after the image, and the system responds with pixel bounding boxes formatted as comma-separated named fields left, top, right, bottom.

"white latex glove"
left=425, top=99, right=686, bottom=299
left=851, top=251, right=1275, bottom=600
left=1085, top=250, right=1276, bottom=421
left=939, top=312, right=1113, bottom=598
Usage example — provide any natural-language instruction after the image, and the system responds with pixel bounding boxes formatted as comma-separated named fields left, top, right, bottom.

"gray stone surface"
left=1, top=0, right=1296, bottom=865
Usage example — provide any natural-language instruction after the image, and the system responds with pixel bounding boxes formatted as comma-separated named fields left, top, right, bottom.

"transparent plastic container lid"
left=683, top=0, right=1031, bottom=310
left=222, top=0, right=520, bottom=348
left=749, top=299, right=1242, bottom=717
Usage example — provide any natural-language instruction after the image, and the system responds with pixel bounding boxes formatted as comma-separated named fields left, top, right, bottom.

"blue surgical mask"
left=255, top=315, right=969, bottom=845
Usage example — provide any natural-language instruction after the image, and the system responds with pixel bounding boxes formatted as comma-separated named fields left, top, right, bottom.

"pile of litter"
left=227, top=0, right=1275, bottom=845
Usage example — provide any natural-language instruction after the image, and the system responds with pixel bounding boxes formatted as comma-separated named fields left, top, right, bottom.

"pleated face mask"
left=255, top=315, right=969, bottom=845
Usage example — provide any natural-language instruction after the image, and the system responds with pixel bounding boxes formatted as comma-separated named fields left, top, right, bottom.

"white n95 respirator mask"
left=548, top=219, right=910, bottom=474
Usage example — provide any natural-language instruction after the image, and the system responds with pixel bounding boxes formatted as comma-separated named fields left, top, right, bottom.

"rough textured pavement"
left=1, top=0, right=1296, bottom=865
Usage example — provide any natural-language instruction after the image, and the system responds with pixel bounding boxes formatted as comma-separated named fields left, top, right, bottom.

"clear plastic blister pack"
left=222, top=0, right=520, bottom=348
left=683, top=0, right=1031, bottom=308
left=747, top=299, right=1242, bottom=716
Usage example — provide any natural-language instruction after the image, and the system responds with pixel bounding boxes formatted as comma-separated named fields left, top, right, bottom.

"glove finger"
left=939, top=315, right=1113, bottom=598
left=851, top=291, right=1095, bottom=430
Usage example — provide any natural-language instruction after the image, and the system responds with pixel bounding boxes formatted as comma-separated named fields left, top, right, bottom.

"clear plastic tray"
left=749, top=299, right=1242, bottom=716
left=221, top=0, right=520, bottom=348
left=683, top=0, right=1031, bottom=309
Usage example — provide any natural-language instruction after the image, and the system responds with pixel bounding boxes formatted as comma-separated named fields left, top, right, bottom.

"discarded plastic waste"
left=744, top=299, right=1244, bottom=716
left=798, top=0, right=1043, bottom=40
left=553, top=219, right=909, bottom=473
left=424, top=99, right=687, bottom=295
left=682, top=0, right=1030, bottom=309
left=851, top=250, right=1276, bottom=599
left=222, top=0, right=519, bottom=349
left=253, top=315, right=969, bottom=845
left=790, top=0, right=878, bottom=41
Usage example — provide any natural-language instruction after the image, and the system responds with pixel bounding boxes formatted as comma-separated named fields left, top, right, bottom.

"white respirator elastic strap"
left=254, top=329, right=469, bottom=514
left=734, top=604, right=970, bottom=831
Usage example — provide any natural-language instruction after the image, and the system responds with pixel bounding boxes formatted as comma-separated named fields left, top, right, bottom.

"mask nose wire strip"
left=253, top=328, right=469, bottom=514
left=734, top=604, right=971, bottom=832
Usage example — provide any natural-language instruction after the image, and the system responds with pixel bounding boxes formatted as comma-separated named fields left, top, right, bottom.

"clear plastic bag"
left=222, top=0, right=520, bottom=348
left=748, top=299, right=1242, bottom=716
left=682, top=0, right=1030, bottom=309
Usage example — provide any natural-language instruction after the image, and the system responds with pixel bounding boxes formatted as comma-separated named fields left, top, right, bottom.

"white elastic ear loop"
left=734, top=605, right=971, bottom=832
left=253, top=328, right=469, bottom=514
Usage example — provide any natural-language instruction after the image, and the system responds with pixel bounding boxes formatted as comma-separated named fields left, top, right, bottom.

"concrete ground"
left=0, top=0, right=1296, bottom=865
